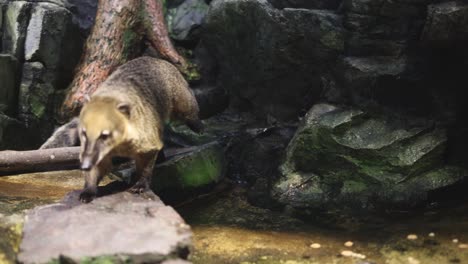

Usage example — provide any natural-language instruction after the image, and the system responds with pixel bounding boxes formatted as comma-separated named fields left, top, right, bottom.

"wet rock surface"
left=272, top=104, right=467, bottom=212
left=18, top=190, right=192, bottom=264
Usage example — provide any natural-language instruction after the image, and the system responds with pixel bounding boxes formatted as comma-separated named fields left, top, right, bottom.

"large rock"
left=18, top=191, right=192, bottom=264
left=2, top=1, right=31, bottom=58
left=268, top=0, right=342, bottom=10
left=18, top=62, right=53, bottom=120
left=20, top=0, right=97, bottom=33
left=339, top=56, right=432, bottom=113
left=342, top=0, right=427, bottom=57
left=0, top=54, right=19, bottom=115
left=0, top=3, right=3, bottom=41
left=63, top=0, right=98, bottom=33
left=167, top=0, right=209, bottom=41
left=343, top=14, right=424, bottom=56
left=342, top=0, right=427, bottom=18
left=272, top=104, right=466, bottom=212
left=16, top=61, right=56, bottom=145
left=227, top=126, right=297, bottom=207
left=421, top=1, right=468, bottom=47
left=24, top=2, right=82, bottom=88
left=203, top=0, right=344, bottom=121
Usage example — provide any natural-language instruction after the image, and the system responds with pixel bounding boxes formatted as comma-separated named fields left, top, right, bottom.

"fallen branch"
left=0, top=147, right=81, bottom=175
left=0, top=146, right=192, bottom=176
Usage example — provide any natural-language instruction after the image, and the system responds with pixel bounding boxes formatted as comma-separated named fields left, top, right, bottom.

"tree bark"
left=61, top=0, right=187, bottom=118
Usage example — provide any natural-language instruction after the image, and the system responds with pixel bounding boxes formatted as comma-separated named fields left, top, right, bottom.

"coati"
left=77, top=56, right=202, bottom=203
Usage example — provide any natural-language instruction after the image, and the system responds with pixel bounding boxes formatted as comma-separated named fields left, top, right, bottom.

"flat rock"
left=18, top=191, right=192, bottom=264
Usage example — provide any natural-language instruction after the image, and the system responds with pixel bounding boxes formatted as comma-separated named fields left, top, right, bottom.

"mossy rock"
left=0, top=214, right=23, bottom=264
left=273, top=103, right=467, bottom=212
left=152, top=142, right=225, bottom=192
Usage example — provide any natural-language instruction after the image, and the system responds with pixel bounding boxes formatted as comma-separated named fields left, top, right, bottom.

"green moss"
left=121, top=29, right=139, bottom=62
left=0, top=216, right=23, bottom=264
left=320, top=31, right=344, bottom=51
left=153, top=142, right=224, bottom=191
left=341, top=180, right=367, bottom=194
left=29, top=95, right=46, bottom=118
left=176, top=47, right=202, bottom=82
left=80, top=256, right=122, bottom=264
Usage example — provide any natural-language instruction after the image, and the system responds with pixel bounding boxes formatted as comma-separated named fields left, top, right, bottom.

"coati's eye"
left=100, top=130, right=111, bottom=140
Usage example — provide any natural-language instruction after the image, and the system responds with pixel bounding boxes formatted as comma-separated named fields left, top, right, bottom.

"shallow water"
left=179, top=187, right=468, bottom=264
left=0, top=172, right=467, bottom=264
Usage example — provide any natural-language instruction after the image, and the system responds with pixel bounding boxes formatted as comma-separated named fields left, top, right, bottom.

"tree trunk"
left=61, top=0, right=186, bottom=118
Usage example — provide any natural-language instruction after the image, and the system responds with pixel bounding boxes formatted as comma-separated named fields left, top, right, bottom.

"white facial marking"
left=102, top=130, right=110, bottom=136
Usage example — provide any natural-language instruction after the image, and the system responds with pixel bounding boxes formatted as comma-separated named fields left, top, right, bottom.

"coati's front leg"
left=79, top=158, right=111, bottom=203
left=129, top=151, right=158, bottom=193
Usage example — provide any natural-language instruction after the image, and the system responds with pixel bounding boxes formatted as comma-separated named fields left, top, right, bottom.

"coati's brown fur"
left=78, top=56, right=202, bottom=203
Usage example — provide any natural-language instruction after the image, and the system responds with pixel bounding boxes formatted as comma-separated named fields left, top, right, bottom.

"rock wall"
left=0, top=0, right=96, bottom=149
left=0, top=0, right=466, bottom=212
left=201, top=0, right=468, bottom=122
left=197, top=0, right=468, bottom=211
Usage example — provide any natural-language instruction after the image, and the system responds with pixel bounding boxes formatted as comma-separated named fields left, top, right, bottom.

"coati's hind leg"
left=79, top=158, right=111, bottom=203
left=129, top=151, right=158, bottom=193
left=173, top=87, right=204, bottom=134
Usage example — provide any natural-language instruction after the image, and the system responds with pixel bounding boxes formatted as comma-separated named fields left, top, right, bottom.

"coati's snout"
left=79, top=128, right=113, bottom=170
left=80, top=156, right=94, bottom=171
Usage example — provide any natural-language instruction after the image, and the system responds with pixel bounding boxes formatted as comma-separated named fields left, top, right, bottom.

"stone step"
left=18, top=191, right=192, bottom=264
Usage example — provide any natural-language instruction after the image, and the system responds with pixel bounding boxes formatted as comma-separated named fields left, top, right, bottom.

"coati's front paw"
left=128, top=179, right=150, bottom=194
left=79, top=190, right=96, bottom=203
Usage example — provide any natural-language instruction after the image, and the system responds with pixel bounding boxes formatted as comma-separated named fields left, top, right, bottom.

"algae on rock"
left=154, top=142, right=225, bottom=192
left=273, top=103, right=467, bottom=212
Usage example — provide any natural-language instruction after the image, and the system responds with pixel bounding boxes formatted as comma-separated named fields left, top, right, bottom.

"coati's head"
left=78, top=97, right=131, bottom=170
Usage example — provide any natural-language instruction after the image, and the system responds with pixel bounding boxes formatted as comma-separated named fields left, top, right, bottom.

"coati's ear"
left=117, top=103, right=131, bottom=118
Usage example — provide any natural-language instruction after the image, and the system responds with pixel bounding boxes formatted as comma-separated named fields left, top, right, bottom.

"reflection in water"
left=178, top=186, right=468, bottom=264
left=0, top=171, right=467, bottom=264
